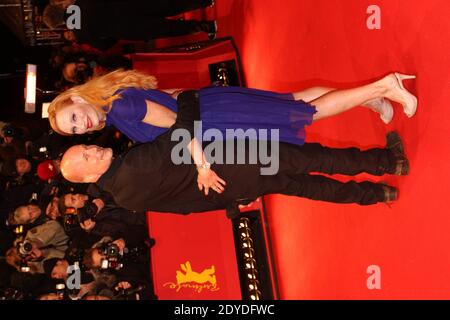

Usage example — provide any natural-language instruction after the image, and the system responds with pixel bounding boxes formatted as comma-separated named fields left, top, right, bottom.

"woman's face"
left=55, top=100, right=102, bottom=135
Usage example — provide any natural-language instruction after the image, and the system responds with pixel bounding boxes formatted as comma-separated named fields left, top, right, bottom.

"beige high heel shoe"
left=366, top=98, right=394, bottom=124
left=394, top=73, right=418, bottom=118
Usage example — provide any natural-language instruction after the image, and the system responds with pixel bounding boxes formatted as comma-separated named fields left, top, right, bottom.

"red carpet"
left=215, top=0, right=450, bottom=299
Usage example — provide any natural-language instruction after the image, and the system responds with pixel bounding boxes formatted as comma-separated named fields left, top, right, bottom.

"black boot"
left=382, top=184, right=398, bottom=202
left=386, top=131, right=409, bottom=175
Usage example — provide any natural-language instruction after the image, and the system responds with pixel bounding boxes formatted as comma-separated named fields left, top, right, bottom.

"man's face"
left=51, top=0, right=75, bottom=9
left=92, top=250, right=104, bottom=268
left=61, top=145, right=113, bottom=183
left=45, top=197, right=60, bottom=220
left=63, top=62, right=92, bottom=84
left=64, top=193, right=88, bottom=209
left=51, top=260, right=70, bottom=279
left=15, top=159, right=31, bottom=175
left=16, top=204, right=41, bottom=224
left=63, top=30, right=77, bottom=42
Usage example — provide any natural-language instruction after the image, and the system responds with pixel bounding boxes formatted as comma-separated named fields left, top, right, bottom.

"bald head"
left=61, top=145, right=113, bottom=183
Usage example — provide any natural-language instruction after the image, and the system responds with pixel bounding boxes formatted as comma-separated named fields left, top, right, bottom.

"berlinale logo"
left=163, top=261, right=220, bottom=293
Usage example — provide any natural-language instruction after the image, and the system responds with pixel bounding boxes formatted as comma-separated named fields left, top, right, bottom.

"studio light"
left=25, top=64, right=37, bottom=113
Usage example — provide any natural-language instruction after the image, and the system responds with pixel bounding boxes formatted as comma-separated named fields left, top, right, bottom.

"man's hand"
left=75, top=282, right=95, bottom=299
left=80, top=219, right=96, bottom=232
left=29, top=244, right=43, bottom=260
left=115, top=281, right=132, bottom=291
left=92, top=198, right=105, bottom=213
left=112, top=238, right=126, bottom=254
left=197, top=168, right=226, bottom=196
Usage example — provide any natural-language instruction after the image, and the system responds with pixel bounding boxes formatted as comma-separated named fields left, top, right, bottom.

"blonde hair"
left=48, top=69, right=158, bottom=135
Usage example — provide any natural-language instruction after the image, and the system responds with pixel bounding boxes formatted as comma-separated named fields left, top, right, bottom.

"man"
left=82, top=237, right=156, bottom=300
left=60, top=53, right=133, bottom=85
left=60, top=138, right=405, bottom=213
left=43, top=257, right=70, bottom=280
left=6, top=220, right=68, bottom=274
left=9, top=203, right=44, bottom=226
left=43, top=0, right=217, bottom=51
left=59, top=94, right=407, bottom=212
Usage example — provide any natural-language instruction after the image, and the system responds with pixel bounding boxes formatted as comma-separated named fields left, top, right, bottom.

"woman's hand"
left=197, top=168, right=226, bottom=196
left=170, top=89, right=183, bottom=99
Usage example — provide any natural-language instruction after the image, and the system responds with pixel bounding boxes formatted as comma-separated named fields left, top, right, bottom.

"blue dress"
left=105, top=87, right=317, bottom=145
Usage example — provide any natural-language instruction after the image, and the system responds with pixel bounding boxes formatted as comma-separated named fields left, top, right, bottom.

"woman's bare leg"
left=292, top=87, right=335, bottom=102
left=307, top=73, right=419, bottom=121
left=309, top=80, right=387, bottom=120
left=293, top=86, right=394, bottom=124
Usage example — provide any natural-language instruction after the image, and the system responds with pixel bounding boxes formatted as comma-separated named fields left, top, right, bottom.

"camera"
left=16, top=241, right=33, bottom=258
left=15, top=240, right=33, bottom=272
left=114, top=284, right=147, bottom=300
left=56, top=283, right=66, bottom=300
left=63, top=200, right=99, bottom=232
left=2, top=124, right=17, bottom=138
left=98, top=242, right=123, bottom=271
left=50, top=283, right=82, bottom=300
left=73, top=64, right=93, bottom=85
left=77, top=201, right=99, bottom=223
left=99, top=242, right=121, bottom=259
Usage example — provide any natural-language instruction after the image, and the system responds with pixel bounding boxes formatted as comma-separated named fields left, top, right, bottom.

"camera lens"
left=23, top=242, right=32, bottom=253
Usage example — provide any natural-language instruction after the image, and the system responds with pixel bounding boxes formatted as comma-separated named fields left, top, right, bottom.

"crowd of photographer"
left=0, top=122, right=156, bottom=300
left=0, top=0, right=219, bottom=300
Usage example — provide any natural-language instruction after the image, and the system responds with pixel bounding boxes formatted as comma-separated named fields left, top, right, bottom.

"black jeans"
left=258, top=142, right=397, bottom=205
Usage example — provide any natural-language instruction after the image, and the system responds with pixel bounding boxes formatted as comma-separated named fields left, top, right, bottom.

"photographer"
left=5, top=219, right=68, bottom=274
left=82, top=237, right=156, bottom=300
left=7, top=194, right=63, bottom=227
left=8, top=203, right=44, bottom=227
left=59, top=192, right=148, bottom=241
left=0, top=164, right=44, bottom=222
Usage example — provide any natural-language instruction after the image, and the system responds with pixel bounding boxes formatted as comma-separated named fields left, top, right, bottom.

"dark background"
left=0, top=17, right=56, bottom=132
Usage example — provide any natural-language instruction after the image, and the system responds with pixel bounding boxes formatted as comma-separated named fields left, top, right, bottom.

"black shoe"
left=382, top=184, right=398, bottom=202
left=386, top=131, right=409, bottom=175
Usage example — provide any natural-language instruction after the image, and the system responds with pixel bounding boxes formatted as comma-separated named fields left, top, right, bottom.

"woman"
left=48, top=70, right=417, bottom=194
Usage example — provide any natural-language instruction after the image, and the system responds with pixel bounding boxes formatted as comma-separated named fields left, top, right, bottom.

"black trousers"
left=111, top=0, right=214, bottom=39
left=255, top=142, right=397, bottom=205
left=133, top=0, right=213, bottom=17
left=88, top=0, right=212, bottom=17
left=114, top=19, right=207, bottom=40
left=78, top=0, right=213, bottom=43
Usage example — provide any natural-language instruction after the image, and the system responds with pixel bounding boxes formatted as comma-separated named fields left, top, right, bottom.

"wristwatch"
left=196, top=162, right=211, bottom=170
